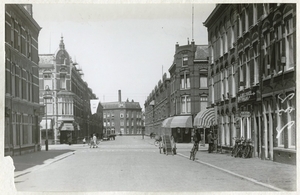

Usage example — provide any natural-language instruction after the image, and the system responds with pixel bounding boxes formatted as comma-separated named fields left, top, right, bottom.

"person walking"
left=207, top=131, right=215, bottom=153
left=92, top=134, right=98, bottom=148
left=82, top=137, right=86, bottom=146
left=194, top=129, right=201, bottom=150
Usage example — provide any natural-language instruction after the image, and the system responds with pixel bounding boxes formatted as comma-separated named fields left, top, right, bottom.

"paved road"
left=14, top=136, right=274, bottom=192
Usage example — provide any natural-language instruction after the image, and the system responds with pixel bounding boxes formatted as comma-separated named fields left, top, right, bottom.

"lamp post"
left=43, top=85, right=52, bottom=151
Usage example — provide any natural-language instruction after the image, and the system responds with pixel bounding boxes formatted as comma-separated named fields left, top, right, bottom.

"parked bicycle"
left=231, top=137, right=242, bottom=157
left=231, top=137, right=253, bottom=158
left=242, top=139, right=253, bottom=158
left=190, top=142, right=198, bottom=161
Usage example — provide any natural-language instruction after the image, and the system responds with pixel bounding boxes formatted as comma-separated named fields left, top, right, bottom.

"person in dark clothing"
left=207, top=131, right=215, bottom=153
left=193, top=129, right=201, bottom=150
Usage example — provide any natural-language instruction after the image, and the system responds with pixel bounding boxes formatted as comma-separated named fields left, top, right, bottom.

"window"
left=224, top=68, right=229, bottom=96
left=285, top=17, right=294, bottom=69
left=211, top=44, right=214, bottom=63
left=231, top=66, right=236, bottom=97
left=199, top=74, right=207, bottom=88
left=245, top=9, right=249, bottom=32
left=239, top=54, right=244, bottom=90
left=253, top=43, right=259, bottom=84
left=230, top=25, right=235, bottom=47
left=60, top=74, right=66, bottom=89
left=200, top=96, right=208, bottom=111
left=263, top=32, right=271, bottom=77
left=210, top=78, right=215, bottom=103
left=181, top=95, right=191, bottom=114
left=180, top=72, right=190, bottom=89
left=245, top=49, right=250, bottom=88
left=238, top=16, right=242, bottom=37
left=120, top=113, right=124, bottom=118
left=274, top=25, right=283, bottom=74
left=120, top=120, right=124, bottom=126
left=253, top=4, right=257, bottom=24
left=263, top=4, right=269, bottom=16
left=43, top=73, right=52, bottom=89
left=182, top=54, right=188, bottom=66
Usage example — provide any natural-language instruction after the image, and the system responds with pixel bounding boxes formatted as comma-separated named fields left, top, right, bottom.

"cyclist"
left=193, top=129, right=201, bottom=150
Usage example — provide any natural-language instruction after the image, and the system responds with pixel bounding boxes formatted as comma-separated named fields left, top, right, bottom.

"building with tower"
left=38, top=37, right=103, bottom=144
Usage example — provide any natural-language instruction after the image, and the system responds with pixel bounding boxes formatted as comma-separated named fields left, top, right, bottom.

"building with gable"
left=145, top=40, right=209, bottom=143
left=39, top=37, right=103, bottom=144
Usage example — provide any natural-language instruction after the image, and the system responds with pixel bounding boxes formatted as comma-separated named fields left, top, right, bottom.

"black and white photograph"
left=1, top=0, right=298, bottom=194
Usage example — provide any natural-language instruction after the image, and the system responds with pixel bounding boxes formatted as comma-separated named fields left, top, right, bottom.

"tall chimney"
left=118, top=90, right=121, bottom=102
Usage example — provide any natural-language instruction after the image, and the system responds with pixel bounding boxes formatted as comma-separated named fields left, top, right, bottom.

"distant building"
left=145, top=40, right=209, bottom=143
left=102, top=90, right=143, bottom=136
left=39, top=37, right=103, bottom=144
left=204, top=3, right=296, bottom=164
left=5, top=4, right=42, bottom=156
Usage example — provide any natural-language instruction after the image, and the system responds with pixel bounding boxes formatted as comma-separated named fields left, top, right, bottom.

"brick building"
left=102, top=90, right=143, bottom=136
left=204, top=3, right=296, bottom=164
left=145, top=41, right=209, bottom=143
left=5, top=4, right=42, bottom=156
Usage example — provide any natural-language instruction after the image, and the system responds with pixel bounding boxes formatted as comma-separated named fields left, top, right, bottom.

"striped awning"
left=161, top=116, right=193, bottom=128
left=170, top=116, right=193, bottom=128
left=161, top=117, right=174, bottom=128
left=193, top=108, right=215, bottom=128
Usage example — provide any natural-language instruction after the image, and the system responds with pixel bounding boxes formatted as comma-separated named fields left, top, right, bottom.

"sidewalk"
left=12, top=146, right=75, bottom=178
left=144, top=136, right=296, bottom=191
left=177, top=144, right=296, bottom=191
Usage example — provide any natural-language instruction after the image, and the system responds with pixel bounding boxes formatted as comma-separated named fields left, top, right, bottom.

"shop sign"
left=240, top=111, right=251, bottom=117
left=238, top=90, right=256, bottom=103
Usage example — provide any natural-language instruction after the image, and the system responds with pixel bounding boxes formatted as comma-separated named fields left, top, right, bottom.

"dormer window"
left=182, top=54, right=188, bottom=66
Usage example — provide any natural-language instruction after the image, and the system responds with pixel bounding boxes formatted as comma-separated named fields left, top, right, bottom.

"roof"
left=102, top=101, right=141, bottom=110
left=195, top=45, right=209, bottom=60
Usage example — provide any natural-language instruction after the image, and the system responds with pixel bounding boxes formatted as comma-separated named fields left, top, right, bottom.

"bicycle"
left=242, top=139, right=253, bottom=158
left=190, top=142, right=199, bottom=161
left=234, top=137, right=245, bottom=158
left=231, top=137, right=242, bottom=157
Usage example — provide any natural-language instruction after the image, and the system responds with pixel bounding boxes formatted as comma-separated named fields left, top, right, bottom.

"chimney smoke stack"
left=118, top=90, right=121, bottom=102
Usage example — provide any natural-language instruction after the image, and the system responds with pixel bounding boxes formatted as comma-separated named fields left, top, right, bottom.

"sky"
left=32, top=3, right=216, bottom=109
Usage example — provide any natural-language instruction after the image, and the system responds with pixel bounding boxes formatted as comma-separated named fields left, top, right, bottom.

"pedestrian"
left=89, top=136, right=93, bottom=148
left=207, top=131, right=215, bottom=153
left=93, top=134, right=98, bottom=148
left=82, top=137, right=86, bottom=146
left=193, top=129, right=201, bottom=150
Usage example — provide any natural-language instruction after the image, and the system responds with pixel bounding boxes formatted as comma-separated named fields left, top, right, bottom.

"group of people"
left=193, top=129, right=216, bottom=153
left=82, top=133, right=99, bottom=148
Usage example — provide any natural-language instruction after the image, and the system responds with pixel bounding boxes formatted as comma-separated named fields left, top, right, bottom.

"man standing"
left=207, top=131, right=215, bottom=153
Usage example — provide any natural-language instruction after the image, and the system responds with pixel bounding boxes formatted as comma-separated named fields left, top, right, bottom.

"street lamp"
left=43, top=85, right=52, bottom=151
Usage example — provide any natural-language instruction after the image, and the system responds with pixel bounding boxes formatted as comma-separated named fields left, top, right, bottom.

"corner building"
left=204, top=3, right=296, bottom=164
left=145, top=41, right=209, bottom=143
left=102, top=90, right=143, bottom=136
left=39, top=37, right=103, bottom=144
left=5, top=4, right=42, bottom=156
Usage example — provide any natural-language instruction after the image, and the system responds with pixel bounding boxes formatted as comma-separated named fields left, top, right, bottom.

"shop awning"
left=161, top=117, right=174, bottom=128
left=40, top=119, right=52, bottom=130
left=193, top=108, right=215, bottom=128
left=170, top=116, right=193, bottom=128
left=61, top=123, right=74, bottom=131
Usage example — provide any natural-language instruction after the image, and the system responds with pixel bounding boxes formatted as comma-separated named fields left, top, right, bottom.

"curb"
left=177, top=153, right=285, bottom=192
left=14, top=151, right=75, bottom=178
